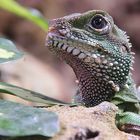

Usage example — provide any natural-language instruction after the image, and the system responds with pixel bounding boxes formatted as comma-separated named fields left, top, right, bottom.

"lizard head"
left=46, top=10, right=134, bottom=106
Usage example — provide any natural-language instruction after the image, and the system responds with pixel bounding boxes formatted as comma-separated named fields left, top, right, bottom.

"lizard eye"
left=88, top=14, right=110, bottom=34
left=91, top=15, right=107, bottom=29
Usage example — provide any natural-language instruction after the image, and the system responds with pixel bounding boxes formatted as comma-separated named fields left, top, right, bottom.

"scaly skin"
left=46, top=10, right=140, bottom=136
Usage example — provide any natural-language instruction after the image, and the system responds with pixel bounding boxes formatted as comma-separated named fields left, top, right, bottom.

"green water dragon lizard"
left=46, top=10, right=140, bottom=136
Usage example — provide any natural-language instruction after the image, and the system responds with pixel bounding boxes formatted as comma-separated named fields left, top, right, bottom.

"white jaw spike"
left=67, top=47, right=74, bottom=53
left=62, top=45, right=67, bottom=50
left=72, top=49, right=80, bottom=55
left=78, top=53, right=86, bottom=59
left=92, top=54, right=97, bottom=59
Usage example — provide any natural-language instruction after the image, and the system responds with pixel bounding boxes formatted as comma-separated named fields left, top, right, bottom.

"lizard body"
left=46, top=10, right=140, bottom=136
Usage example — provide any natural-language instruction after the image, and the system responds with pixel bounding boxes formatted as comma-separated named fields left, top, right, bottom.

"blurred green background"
left=0, top=0, right=140, bottom=104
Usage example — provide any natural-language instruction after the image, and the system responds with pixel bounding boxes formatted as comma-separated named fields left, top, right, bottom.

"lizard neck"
left=67, top=55, right=117, bottom=107
left=52, top=48, right=131, bottom=107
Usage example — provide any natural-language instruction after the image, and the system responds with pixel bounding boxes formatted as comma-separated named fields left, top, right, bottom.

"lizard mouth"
left=46, top=27, right=108, bottom=61
left=46, top=28, right=88, bottom=59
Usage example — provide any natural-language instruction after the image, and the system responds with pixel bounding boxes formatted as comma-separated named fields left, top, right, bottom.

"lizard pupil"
left=91, top=15, right=107, bottom=29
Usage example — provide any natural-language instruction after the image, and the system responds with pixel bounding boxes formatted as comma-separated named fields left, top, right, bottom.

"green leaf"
left=0, top=38, right=23, bottom=63
left=0, top=0, right=48, bottom=31
left=0, top=99, right=59, bottom=137
left=0, top=82, right=75, bottom=106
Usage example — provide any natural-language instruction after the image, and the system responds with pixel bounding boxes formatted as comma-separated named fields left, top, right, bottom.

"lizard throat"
left=68, top=57, right=117, bottom=107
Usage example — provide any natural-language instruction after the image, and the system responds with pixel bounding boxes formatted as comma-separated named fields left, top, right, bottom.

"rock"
left=47, top=102, right=140, bottom=140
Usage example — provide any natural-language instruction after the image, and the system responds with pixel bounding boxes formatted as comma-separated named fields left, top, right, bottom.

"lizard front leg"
left=112, top=80, right=140, bottom=136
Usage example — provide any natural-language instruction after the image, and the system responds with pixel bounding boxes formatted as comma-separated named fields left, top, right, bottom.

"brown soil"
left=47, top=102, right=140, bottom=140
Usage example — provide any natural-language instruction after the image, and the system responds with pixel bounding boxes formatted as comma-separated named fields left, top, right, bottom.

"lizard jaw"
left=46, top=31, right=87, bottom=60
left=46, top=29, right=119, bottom=103
left=46, top=31, right=116, bottom=79
left=46, top=26, right=110, bottom=62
